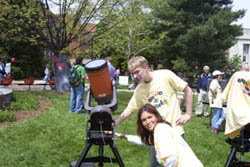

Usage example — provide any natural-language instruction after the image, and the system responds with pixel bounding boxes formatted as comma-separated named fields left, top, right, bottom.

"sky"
left=232, top=0, right=250, bottom=28
left=48, top=0, right=250, bottom=28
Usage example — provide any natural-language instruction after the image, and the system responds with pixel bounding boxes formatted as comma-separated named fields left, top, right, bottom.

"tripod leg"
left=110, top=144, right=125, bottom=167
left=98, top=145, right=104, bottom=167
left=225, top=147, right=237, bottom=167
left=76, top=143, right=92, bottom=167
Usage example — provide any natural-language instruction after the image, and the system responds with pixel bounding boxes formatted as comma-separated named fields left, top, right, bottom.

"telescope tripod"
left=71, top=106, right=124, bottom=167
left=74, top=139, right=124, bottom=167
left=225, top=124, right=250, bottom=167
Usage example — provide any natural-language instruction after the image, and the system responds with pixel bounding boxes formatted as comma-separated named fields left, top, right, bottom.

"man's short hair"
left=128, top=56, right=148, bottom=72
left=75, top=56, right=83, bottom=65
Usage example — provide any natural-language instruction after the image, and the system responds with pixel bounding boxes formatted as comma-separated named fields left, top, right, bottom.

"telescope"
left=222, top=71, right=250, bottom=167
left=71, top=59, right=124, bottom=167
left=225, top=123, right=250, bottom=167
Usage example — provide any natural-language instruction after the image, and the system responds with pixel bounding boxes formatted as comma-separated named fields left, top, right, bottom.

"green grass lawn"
left=0, top=90, right=249, bottom=167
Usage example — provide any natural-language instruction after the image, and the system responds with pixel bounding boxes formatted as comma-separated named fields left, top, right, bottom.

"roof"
left=237, top=28, right=250, bottom=40
left=85, top=24, right=96, bottom=33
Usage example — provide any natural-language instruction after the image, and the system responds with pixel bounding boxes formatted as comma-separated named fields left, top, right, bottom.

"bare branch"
left=133, top=37, right=163, bottom=56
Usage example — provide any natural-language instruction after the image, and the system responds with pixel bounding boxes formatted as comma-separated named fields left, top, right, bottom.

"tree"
left=0, top=0, right=46, bottom=79
left=38, top=0, right=121, bottom=56
left=148, top=0, right=245, bottom=76
left=93, top=0, right=159, bottom=71
left=228, top=54, right=242, bottom=72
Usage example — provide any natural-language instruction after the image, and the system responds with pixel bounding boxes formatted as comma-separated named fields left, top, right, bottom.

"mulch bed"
left=0, top=96, right=52, bottom=128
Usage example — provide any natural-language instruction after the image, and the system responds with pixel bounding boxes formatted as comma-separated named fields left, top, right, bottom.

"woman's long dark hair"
left=137, top=104, right=170, bottom=145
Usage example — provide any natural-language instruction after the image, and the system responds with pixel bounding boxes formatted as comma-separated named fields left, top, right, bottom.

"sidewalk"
left=6, top=80, right=133, bottom=92
left=7, top=80, right=52, bottom=91
left=5, top=80, right=197, bottom=94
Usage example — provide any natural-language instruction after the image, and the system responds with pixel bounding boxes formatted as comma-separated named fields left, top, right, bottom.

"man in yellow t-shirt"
left=222, top=70, right=250, bottom=138
left=115, top=56, right=193, bottom=167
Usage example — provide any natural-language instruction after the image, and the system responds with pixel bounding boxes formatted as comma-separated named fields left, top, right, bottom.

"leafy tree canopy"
left=93, top=0, right=159, bottom=72
left=147, top=0, right=245, bottom=76
left=0, top=0, right=46, bottom=79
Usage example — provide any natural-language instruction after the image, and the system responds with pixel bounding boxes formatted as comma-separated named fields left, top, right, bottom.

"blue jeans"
left=211, top=108, right=225, bottom=129
left=70, top=84, right=84, bottom=113
left=149, top=145, right=162, bottom=167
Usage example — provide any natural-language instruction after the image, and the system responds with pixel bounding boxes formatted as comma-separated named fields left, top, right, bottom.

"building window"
left=243, top=44, right=249, bottom=62
left=243, top=55, right=246, bottom=62
left=243, top=44, right=249, bottom=54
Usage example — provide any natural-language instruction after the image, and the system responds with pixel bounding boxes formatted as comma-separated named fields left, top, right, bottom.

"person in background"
left=42, top=63, right=53, bottom=90
left=137, top=104, right=203, bottom=167
left=0, top=58, right=6, bottom=84
left=195, top=65, right=213, bottom=117
left=115, top=68, right=120, bottom=84
left=115, top=56, right=193, bottom=167
left=128, top=73, right=138, bottom=90
left=157, top=64, right=163, bottom=70
left=242, top=63, right=249, bottom=72
left=69, top=57, right=86, bottom=114
left=106, top=57, right=116, bottom=80
left=209, top=70, right=225, bottom=134
left=223, top=66, right=232, bottom=85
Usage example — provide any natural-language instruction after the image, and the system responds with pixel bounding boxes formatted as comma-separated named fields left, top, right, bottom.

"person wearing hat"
left=208, top=70, right=225, bottom=134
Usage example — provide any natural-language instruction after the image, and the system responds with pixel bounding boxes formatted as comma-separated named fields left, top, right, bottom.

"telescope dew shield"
left=85, top=59, right=113, bottom=104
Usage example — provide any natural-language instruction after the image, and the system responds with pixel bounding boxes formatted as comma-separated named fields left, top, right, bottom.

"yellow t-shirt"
left=222, top=71, right=250, bottom=138
left=154, top=123, right=203, bottom=167
left=209, top=79, right=223, bottom=108
left=125, top=70, right=187, bottom=135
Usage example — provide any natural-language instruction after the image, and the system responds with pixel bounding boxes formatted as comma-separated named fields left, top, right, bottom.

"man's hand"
left=114, top=109, right=133, bottom=128
left=176, top=113, right=192, bottom=125
left=112, top=120, right=116, bottom=128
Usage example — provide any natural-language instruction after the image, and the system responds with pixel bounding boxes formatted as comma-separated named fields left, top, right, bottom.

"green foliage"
left=0, top=0, right=47, bottom=79
left=148, top=0, right=245, bottom=73
left=228, top=54, right=242, bottom=72
left=9, top=92, right=39, bottom=111
left=171, top=58, right=190, bottom=73
left=0, top=111, right=16, bottom=122
left=11, top=66, right=24, bottom=80
left=12, top=44, right=46, bottom=79
left=94, top=0, right=156, bottom=72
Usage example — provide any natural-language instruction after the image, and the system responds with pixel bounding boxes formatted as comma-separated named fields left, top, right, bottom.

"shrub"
left=11, top=66, right=24, bottom=79
left=228, top=54, right=242, bottom=72
left=9, top=92, right=39, bottom=111
left=0, top=110, right=16, bottom=122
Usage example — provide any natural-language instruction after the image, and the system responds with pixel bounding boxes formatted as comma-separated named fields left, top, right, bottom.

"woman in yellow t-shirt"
left=137, top=104, right=203, bottom=167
